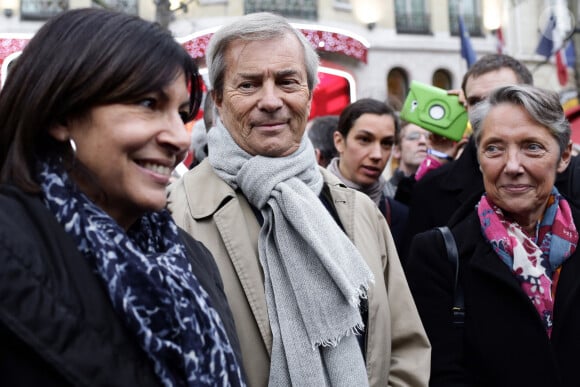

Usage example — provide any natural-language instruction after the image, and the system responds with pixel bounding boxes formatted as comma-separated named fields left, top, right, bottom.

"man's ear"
left=557, top=141, right=573, bottom=173
left=305, top=90, right=313, bottom=118
left=314, top=148, right=323, bottom=166
left=392, top=145, right=402, bottom=159
left=333, top=131, right=345, bottom=154
left=211, top=90, right=221, bottom=108
left=48, top=122, right=70, bottom=142
left=211, top=90, right=224, bottom=122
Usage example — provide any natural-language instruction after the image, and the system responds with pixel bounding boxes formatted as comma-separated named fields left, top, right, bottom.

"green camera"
left=400, top=81, right=468, bottom=142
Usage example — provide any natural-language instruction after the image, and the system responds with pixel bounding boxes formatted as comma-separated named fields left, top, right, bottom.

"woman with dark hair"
left=0, top=8, right=245, bottom=387
left=328, top=98, right=408, bottom=251
left=407, top=85, right=580, bottom=386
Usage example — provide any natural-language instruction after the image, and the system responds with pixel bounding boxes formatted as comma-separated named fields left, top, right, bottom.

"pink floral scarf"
left=478, top=188, right=578, bottom=337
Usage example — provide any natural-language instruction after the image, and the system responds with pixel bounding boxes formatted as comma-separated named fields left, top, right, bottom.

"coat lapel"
left=212, top=198, right=273, bottom=352
left=183, top=163, right=272, bottom=352
left=468, top=229, right=553, bottom=329
left=468, top=240, right=520, bottom=292
left=319, top=169, right=356, bottom=239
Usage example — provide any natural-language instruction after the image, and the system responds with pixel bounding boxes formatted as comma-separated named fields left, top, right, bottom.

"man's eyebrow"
left=236, top=72, right=262, bottom=79
left=276, top=69, right=300, bottom=77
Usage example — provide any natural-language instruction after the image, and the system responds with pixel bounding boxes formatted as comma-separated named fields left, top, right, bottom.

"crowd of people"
left=1, top=8, right=580, bottom=387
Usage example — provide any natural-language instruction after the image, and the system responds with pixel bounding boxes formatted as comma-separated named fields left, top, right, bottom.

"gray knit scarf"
left=327, top=157, right=385, bottom=207
left=208, top=119, right=373, bottom=386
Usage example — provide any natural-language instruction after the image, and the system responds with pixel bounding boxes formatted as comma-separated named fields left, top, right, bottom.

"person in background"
left=0, top=9, right=244, bottom=387
left=402, top=54, right=535, bottom=262
left=188, top=95, right=216, bottom=169
left=168, top=12, right=430, bottom=387
left=202, top=92, right=216, bottom=131
left=385, top=120, right=430, bottom=204
left=328, top=98, right=409, bottom=252
left=188, top=119, right=208, bottom=168
left=407, top=85, right=580, bottom=387
left=307, top=114, right=339, bottom=167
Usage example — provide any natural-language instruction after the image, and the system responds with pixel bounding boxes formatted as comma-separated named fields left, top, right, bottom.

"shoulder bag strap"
left=436, top=226, right=465, bottom=326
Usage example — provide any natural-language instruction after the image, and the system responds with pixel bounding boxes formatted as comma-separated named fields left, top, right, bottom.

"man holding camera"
left=402, top=54, right=531, bottom=258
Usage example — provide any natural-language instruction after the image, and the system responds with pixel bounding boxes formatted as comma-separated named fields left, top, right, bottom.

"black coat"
left=402, top=139, right=580, bottom=265
left=0, top=184, right=243, bottom=386
left=379, top=194, right=409, bottom=255
left=406, top=202, right=580, bottom=387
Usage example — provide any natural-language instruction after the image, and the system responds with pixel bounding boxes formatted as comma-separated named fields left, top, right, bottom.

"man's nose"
left=257, top=82, right=283, bottom=112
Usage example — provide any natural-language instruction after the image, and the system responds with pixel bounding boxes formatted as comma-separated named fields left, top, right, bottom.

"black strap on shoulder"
left=436, top=226, right=465, bottom=326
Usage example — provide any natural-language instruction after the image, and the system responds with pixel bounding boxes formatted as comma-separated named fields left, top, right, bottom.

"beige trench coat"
left=168, top=161, right=430, bottom=386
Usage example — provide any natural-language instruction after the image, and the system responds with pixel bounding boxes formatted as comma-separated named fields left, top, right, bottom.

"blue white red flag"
left=536, top=13, right=570, bottom=86
left=458, top=15, right=476, bottom=68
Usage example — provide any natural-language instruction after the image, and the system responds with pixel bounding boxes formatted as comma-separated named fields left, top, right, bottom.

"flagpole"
left=569, top=1, right=580, bottom=94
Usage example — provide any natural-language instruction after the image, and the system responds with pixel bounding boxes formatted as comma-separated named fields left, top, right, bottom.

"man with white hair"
left=169, top=12, right=430, bottom=387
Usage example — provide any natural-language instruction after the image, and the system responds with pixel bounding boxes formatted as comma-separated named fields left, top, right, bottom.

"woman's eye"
left=179, top=111, right=190, bottom=123
left=483, top=144, right=501, bottom=155
left=138, top=98, right=156, bottom=109
left=382, top=139, right=394, bottom=148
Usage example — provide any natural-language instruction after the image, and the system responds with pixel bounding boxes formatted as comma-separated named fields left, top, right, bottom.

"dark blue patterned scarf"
left=38, top=160, right=245, bottom=387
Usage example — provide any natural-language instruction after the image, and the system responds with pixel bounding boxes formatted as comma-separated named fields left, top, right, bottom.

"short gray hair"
left=470, top=84, right=570, bottom=156
left=205, top=12, right=319, bottom=100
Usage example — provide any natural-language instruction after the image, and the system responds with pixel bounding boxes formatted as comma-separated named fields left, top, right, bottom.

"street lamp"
left=1, top=0, right=18, bottom=18
left=483, top=0, right=502, bottom=31
left=352, top=0, right=384, bottom=31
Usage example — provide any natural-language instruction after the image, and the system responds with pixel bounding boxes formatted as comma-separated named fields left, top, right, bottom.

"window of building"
left=387, top=67, right=409, bottom=110
left=333, top=0, right=351, bottom=11
left=395, top=0, right=431, bottom=34
left=20, top=0, right=68, bottom=20
left=449, top=0, right=483, bottom=37
left=92, top=0, right=138, bottom=15
left=432, top=69, right=453, bottom=90
left=244, top=0, right=317, bottom=20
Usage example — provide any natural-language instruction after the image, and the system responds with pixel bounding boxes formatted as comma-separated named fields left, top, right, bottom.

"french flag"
left=536, top=12, right=572, bottom=86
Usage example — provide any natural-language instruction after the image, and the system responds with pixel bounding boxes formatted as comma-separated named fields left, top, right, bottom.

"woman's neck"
left=505, top=212, right=539, bottom=238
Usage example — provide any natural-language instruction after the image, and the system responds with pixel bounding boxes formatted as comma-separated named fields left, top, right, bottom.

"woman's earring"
left=69, top=138, right=77, bottom=157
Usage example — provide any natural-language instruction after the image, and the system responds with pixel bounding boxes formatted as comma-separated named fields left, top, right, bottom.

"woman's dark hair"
left=337, top=98, right=400, bottom=138
left=0, top=8, right=202, bottom=191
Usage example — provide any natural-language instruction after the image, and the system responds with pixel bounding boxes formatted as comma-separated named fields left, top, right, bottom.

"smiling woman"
left=48, top=74, right=192, bottom=229
left=0, top=8, right=245, bottom=387
left=406, top=85, right=580, bottom=387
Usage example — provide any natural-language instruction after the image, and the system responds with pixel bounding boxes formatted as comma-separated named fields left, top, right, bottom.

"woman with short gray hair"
left=470, top=84, right=570, bottom=155
left=407, top=84, right=580, bottom=386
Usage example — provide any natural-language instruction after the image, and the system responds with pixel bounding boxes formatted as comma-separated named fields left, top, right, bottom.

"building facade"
left=0, top=0, right=575, bottom=105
